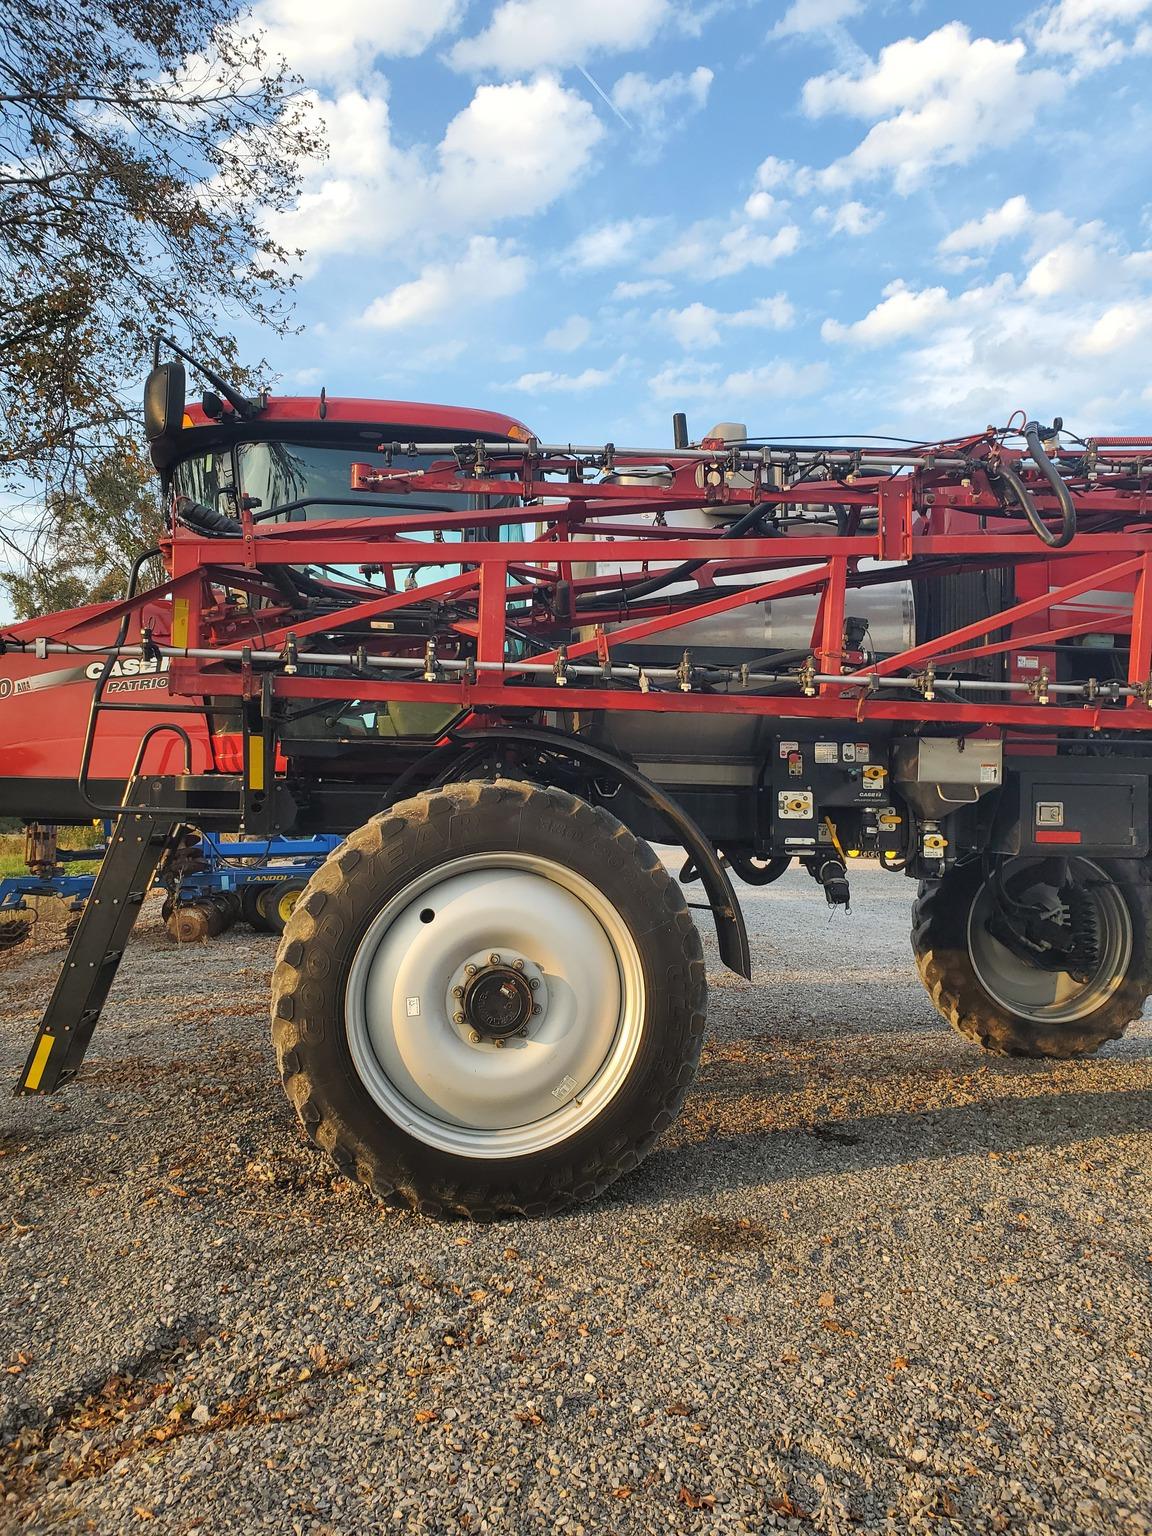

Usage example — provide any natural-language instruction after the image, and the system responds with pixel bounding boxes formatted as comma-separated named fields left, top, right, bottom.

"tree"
left=0, top=0, right=323, bottom=608
left=0, top=445, right=166, bottom=619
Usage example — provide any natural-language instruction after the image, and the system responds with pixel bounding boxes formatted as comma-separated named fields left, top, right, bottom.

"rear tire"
left=912, top=857, right=1152, bottom=1057
left=270, top=779, right=707, bottom=1217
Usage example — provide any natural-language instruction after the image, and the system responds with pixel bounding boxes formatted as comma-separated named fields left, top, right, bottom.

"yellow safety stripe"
left=247, top=734, right=266, bottom=791
left=23, top=1034, right=55, bottom=1092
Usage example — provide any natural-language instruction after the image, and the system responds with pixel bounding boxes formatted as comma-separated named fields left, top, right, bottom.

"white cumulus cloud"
left=655, top=219, right=801, bottom=280
left=507, top=364, right=622, bottom=391
left=437, top=76, right=604, bottom=219
left=362, top=237, right=530, bottom=328
left=771, top=0, right=863, bottom=37
left=450, top=0, right=671, bottom=74
left=939, top=196, right=1036, bottom=256
left=544, top=315, right=593, bottom=350
left=1031, top=0, right=1152, bottom=61
left=799, top=23, right=1063, bottom=192
left=816, top=214, right=1152, bottom=426
left=821, top=280, right=951, bottom=345
left=568, top=218, right=657, bottom=269
left=251, top=0, right=463, bottom=81
left=610, top=66, right=713, bottom=151
left=268, top=76, right=603, bottom=263
left=649, top=358, right=828, bottom=402
left=658, top=295, right=795, bottom=349
left=817, top=200, right=883, bottom=236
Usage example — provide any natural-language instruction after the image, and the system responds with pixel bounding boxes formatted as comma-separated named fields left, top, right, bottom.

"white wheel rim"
left=966, top=858, right=1132, bottom=1025
left=344, top=853, right=646, bottom=1158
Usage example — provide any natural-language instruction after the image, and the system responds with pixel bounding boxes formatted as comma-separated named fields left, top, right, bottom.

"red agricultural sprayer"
left=3, top=340, right=1152, bottom=1215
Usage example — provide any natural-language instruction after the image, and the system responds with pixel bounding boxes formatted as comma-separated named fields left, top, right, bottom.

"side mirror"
left=143, top=361, right=187, bottom=442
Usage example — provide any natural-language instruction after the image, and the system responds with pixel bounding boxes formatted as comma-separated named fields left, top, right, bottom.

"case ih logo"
left=84, top=656, right=171, bottom=681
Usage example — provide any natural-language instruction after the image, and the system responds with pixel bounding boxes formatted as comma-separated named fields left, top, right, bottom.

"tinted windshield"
left=238, top=441, right=470, bottom=521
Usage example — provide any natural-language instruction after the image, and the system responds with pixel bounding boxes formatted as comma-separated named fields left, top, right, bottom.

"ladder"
left=16, top=800, right=179, bottom=1095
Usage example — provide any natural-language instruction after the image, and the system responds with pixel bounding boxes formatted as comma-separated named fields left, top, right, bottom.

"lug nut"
left=513, top=958, right=525, bottom=971
left=452, top=985, right=464, bottom=999
left=453, top=1011, right=465, bottom=1024
left=468, top=1030, right=480, bottom=1044
left=494, top=1038, right=505, bottom=1049
left=529, top=978, right=540, bottom=991
left=516, top=1027, right=528, bottom=1037
left=489, top=952, right=501, bottom=965
left=464, top=963, right=477, bottom=976
left=532, top=1004, right=542, bottom=1015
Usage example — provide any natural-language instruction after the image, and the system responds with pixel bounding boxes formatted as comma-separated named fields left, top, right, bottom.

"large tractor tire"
left=270, top=779, right=707, bottom=1217
left=912, top=856, right=1152, bottom=1057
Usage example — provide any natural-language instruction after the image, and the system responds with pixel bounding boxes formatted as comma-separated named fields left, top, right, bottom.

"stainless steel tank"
left=576, top=423, right=915, bottom=762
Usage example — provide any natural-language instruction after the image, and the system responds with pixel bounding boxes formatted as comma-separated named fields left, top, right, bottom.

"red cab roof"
left=184, top=395, right=532, bottom=439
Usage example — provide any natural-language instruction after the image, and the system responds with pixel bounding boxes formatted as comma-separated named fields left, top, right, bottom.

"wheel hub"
left=446, top=946, right=549, bottom=1049
left=461, top=960, right=535, bottom=1040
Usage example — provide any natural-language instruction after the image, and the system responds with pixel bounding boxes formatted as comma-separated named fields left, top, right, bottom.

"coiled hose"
left=993, top=425, right=1077, bottom=549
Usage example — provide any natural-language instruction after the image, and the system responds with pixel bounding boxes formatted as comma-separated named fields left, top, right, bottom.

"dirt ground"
left=0, top=861, right=1149, bottom=1535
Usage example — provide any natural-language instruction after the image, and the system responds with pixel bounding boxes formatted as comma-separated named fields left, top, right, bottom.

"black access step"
left=16, top=804, right=179, bottom=1095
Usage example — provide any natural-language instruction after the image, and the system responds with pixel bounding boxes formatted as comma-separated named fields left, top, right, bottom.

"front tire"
left=912, top=857, right=1152, bottom=1057
left=270, top=780, right=707, bottom=1217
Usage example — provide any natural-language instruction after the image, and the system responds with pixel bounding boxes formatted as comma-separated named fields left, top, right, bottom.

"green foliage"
left=1, top=446, right=166, bottom=618
left=0, top=0, right=324, bottom=610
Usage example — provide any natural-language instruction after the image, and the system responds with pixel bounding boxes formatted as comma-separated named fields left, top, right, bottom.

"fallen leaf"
left=768, top=1493, right=811, bottom=1520
left=677, top=1487, right=716, bottom=1510
left=611, top=1487, right=633, bottom=1500
left=414, top=1409, right=439, bottom=1424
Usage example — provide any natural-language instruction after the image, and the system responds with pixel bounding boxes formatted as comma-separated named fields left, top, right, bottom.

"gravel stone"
left=0, top=860, right=1149, bottom=1534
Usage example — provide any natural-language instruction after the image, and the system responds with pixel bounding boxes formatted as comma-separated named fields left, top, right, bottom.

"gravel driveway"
left=1, top=860, right=1150, bottom=1535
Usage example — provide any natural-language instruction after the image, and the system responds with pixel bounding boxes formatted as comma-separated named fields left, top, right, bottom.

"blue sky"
left=228, top=0, right=1152, bottom=448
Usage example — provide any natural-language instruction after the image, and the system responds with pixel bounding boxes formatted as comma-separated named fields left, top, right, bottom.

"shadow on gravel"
left=615, top=1082, right=1152, bottom=1207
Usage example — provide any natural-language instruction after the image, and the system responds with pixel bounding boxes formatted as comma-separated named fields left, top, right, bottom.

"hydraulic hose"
left=994, top=460, right=1073, bottom=550
left=573, top=501, right=774, bottom=613
left=1024, top=421, right=1077, bottom=548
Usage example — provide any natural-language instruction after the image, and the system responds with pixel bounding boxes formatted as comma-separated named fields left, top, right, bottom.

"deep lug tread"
left=911, top=858, right=1152, bottom=1058
left=269, top=778, right=707, bottom=1218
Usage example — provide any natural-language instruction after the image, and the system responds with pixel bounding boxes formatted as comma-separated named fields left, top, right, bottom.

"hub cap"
left=344, top=853, right=645, bottom=1158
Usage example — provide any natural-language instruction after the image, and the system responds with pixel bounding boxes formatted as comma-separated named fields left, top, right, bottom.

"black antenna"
left=672, top=412, right=689, bottom=449
left=158, top=335, right=260, bottom=420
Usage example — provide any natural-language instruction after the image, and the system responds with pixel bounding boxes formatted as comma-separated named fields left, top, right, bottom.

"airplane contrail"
left=577, top=65, right=633, bottom=130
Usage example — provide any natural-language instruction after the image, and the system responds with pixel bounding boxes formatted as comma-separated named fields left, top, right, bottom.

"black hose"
left=573, top=501, right=774, bottom=613
left=994, top=461, right=1072, bottom=550
left=1024, top=422, right=1077, bottom=548
left=723, top=851, right=791, bottom=885
left=174, top=495, right=242, bottom=537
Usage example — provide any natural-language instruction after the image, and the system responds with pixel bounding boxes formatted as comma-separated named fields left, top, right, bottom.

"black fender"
left=432, top=724, right=752, bottom=979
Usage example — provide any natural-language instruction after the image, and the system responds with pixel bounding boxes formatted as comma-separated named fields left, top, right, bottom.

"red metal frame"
left=131, top=430, right=1152, bottom=739
left=9, top=421, right=1151, bottom=763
